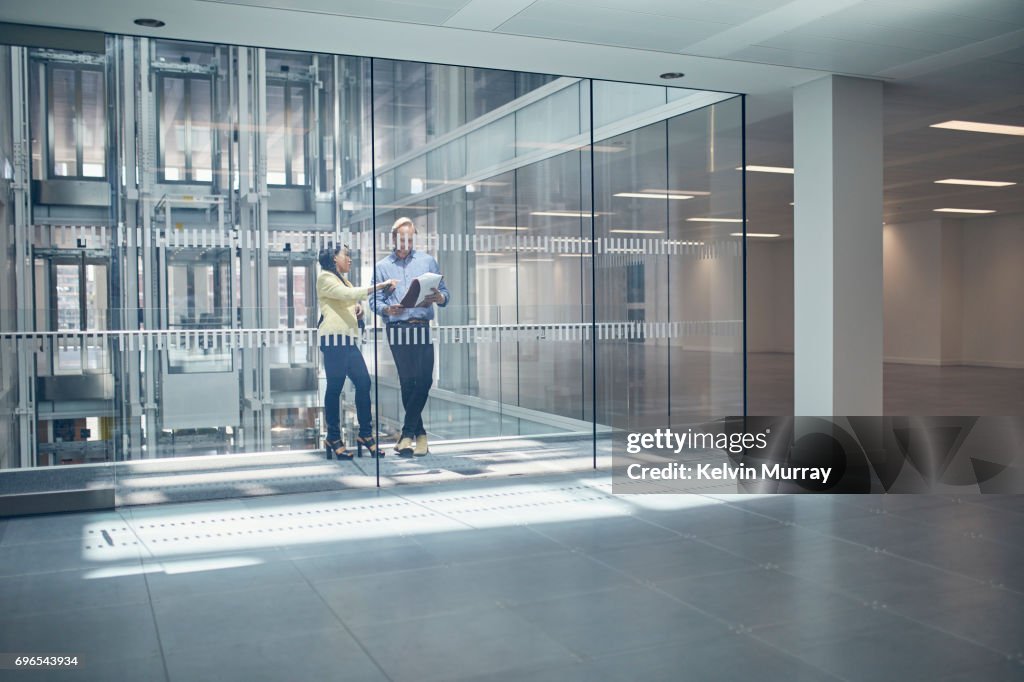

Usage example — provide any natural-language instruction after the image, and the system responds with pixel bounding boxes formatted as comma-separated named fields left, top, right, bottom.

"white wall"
left=882, top=220, right=944, bottom=364
left=962, top=214, right=1024, bottom=368
left=746, top=239, right=793, bottom=353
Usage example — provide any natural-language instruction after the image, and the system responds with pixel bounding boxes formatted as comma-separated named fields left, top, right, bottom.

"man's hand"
left=384, top=304, right=405, bottom=316
left=418, top=288, right=445, bottom=307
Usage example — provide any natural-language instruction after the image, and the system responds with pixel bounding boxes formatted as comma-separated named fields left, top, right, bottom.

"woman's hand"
left=353, top=303, right=364, bottom=320
left=376, top=278, right=398, bottom=291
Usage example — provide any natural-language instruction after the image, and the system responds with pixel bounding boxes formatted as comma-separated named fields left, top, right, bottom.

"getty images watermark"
left=623, top=427, right=833, bottom=485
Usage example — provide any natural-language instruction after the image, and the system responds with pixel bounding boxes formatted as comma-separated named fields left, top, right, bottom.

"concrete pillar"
left=793, top=75, right=883, bottom=415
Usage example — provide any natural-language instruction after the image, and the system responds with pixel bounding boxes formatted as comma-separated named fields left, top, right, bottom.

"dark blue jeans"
left=320, top=337, right=372, bottom=441
left=387, top=324, right=434, bottom=438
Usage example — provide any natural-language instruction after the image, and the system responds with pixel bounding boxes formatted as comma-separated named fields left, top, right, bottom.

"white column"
left=793, top=75, right=883, bottom=415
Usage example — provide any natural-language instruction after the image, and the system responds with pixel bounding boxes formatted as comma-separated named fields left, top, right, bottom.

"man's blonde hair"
left=390, top=217, right=416, bottom=238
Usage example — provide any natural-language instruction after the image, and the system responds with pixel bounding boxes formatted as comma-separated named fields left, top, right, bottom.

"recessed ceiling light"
left=134, top=18, right=166, bottom=28
left=558, top=253, right=593, bottom=258
left=660, top=72, right=685, bottom=79
left=934, top=179, right=1016, bottom=187
left=609, top=229, right=665, bottom=234
left=933, top=208, right=996, bottom=214
left=731, top=232, right=780, bottom=238
left=737, top=165, right=794, bottom=174
left=473, top=225, right=525, bottom=231
left=686, top=217, right=744, bottom=223
left=930, top=120, right=1024, bottom=136
left=613, top=192, right=693, bottom=200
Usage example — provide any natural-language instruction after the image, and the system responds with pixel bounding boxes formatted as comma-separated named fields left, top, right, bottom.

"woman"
left=317, top=245, right=396, bottom=459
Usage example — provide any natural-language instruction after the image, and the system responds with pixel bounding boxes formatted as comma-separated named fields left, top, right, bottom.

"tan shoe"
left=395, top=436, right=414, bottom=456
left=414, top=434, right=429, bottom=457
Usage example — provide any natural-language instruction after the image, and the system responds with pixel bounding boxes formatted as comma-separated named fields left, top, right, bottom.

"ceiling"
left=2, top=0, right=1022, bottom=234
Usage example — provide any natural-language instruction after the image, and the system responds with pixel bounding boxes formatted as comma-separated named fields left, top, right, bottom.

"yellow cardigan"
left=316, top=270, right=370, bottom=340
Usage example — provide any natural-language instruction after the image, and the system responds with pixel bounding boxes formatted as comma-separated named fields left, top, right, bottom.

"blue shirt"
left=370, top=249, right=450, bottom=322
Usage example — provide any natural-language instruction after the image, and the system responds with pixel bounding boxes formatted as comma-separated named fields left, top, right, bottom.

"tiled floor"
left=1, top=475, right=1023, bottom=681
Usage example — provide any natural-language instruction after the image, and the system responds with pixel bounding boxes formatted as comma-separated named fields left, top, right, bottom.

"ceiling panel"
left=823, top=1, right=1024, bottom=41
left=497, top=2, right=733, bottom=51
left=783, top=17, right=977, bottom=53
left=729, top=44, right=924, bottom=75
left=570, top=0, right=768, bottom=25
left=199, top=0, right=470, bottom=25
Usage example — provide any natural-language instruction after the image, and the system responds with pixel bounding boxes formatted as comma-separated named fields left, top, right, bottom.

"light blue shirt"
left=370, top=249, right=450, bottom=322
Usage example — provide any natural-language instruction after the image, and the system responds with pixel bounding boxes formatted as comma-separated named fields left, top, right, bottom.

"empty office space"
left=0, top=1, right=1021, bottom=681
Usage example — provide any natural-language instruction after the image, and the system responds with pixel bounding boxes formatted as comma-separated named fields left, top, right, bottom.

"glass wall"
left=0, top=34, right=744, bottom=495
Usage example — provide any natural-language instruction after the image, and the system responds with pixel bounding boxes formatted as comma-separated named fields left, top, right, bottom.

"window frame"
left=156, top=71, right=216, bottom=185
left=44, top=62, right=107, bottom=181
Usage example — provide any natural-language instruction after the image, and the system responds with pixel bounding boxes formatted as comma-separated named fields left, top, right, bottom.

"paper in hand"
left=399, top=272, right=443, bottom=307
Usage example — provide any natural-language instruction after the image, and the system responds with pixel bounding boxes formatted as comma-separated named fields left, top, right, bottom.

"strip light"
left=934, top=179, right=1016, bottom=187
left=737, top=165, right=794, bottom=174
left=933, top=208, right=996, bottom=214
left=686, top=217, right=744, bottom=223
left=730, top=232, right=780, bottom=238
left=613, top=192, right=693, bottom=200
left=930, top=120, right=1024, bottom=136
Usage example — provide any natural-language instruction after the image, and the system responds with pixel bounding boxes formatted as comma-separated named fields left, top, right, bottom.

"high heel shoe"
left=355, top=434, right=381, bottom=458
left=324, top=437, right=352, bottom=461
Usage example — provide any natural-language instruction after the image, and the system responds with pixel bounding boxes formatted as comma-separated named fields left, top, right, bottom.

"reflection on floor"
left=1, top=474, right=1022, bottom=681
left=749, top=353, right=1024, bottom=415
left=114, top=436, right=609, bottom=506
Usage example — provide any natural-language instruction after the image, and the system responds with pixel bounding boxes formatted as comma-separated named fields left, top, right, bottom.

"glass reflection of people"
left=370, top=217, right=450, bottom=457
left=317, top=245, right=397, bottom=459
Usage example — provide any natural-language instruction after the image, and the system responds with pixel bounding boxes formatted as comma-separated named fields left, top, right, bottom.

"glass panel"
left=80, top=70, right=105, bottom=177
left=190, top=78, right=213, bottom=182
left=266, top=83, right=287, bottom=184
left=290, top=86, right=306, bottom=185
left=55, top=264, right=81, bottom=372
left=50, top=68, right=77, bottom=177
left=161, top=76, right=187, bottom=181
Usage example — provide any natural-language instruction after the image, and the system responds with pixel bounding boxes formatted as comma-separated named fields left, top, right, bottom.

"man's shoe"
left=395, top=436, right=414, bottom=457
left=414, top=435, right=429, bottom=457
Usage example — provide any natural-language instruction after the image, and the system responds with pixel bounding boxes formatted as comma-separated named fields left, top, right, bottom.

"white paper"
left=412, top=273, right=443, bottom=306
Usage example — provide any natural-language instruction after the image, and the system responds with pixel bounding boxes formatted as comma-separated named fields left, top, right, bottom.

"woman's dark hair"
left=317, top=244, right=350, bottom=271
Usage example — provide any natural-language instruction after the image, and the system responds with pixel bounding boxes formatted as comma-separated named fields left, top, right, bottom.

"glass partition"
left=0, top=34, right=744, bottom=496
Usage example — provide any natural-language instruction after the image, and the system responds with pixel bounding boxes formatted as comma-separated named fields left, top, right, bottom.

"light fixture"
left=731, top=232, right=780, bottom=238
left=930, top=120, right=1024, bottom=136
left=134, top=18, right=166, bottom=27
left=934, top=179, right=1016, bottom=187
left=738, top=165, right=794, bottom=174
left=559, top=253, right=593, bottom=258
left=530, top=210, right=608, bottom=217
left=660, top=72, right=685, bottom=79
left=641, top=188, right=710, bottom=196
left=686, top=217, right=744, bottom=223
left=520, top=258, right=554, bottom=262
left=473, top=225, right=525, bottom=231
left=609, top=229, right=665, bottom=234
left=614, top=192, right=693, bottom=200
left=933, top=208, right=996, bottom=214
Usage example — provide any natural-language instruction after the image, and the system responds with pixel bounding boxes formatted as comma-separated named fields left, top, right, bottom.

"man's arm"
left=433, top=257, right=450, bottom=307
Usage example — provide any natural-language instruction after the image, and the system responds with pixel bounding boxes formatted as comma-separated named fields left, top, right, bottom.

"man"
left=370, top=217, right=450, bottom=456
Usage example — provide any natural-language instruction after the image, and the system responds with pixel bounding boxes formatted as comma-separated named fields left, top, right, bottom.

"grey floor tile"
left=349, top=606, right=578, bottom=682
left=0, top=511, right=126, bottom=547
left=312, top=562, right=501, bottom=626
left=457, top=659, right=598, bottom=682
left=452, top=550, right=632, bottom=606
left=510, top=584, right=731, bottom=659
left=588, top=537, right=758, bottom=582
left=655, top=567, right=861, bottom=629
left=289, top=542, right=442, bottom=582
left=796, top=513, right=939, bottom=550
left=151, top=582, right=343, bottom=653
left=635, top=504, right=788, bottom=538
left=529, top=516, right=680, bottom=553
left=935, top=659, right=1024, bottom=682
left=0, top=567, right=150, bottom=618
left=411, top=525, right=565, bottom=565
left=585, top=634, right=841, bottom=682
left=900, top=584, right=1024, bottom=657
left=143, top=550, right=308, bottom=602
left=890, top=535, right=1024, bottom=590
left=278, top=533, right=422, bottom=561
left=0, top=537, right=144, bottom=577
left=753, top=607, right=1005, bottom=682
left=719, top=494, right=877, bottom=526
left=0, top=602, right=162, bottom=662
left=700, top=525, right=841, bottom=564
left=165, top=629, right=387, bottom=682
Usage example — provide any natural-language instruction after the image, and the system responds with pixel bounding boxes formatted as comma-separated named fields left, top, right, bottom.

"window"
left=266, top=79, right=310, bottom=186
left=158, top=74, right=214, bottom=183
left=48, top=66, right=106, bottom=179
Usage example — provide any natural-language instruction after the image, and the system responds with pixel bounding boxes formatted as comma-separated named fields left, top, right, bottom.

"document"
left=399, top=272, right=444, bottom=307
